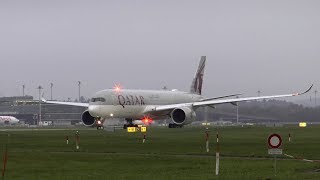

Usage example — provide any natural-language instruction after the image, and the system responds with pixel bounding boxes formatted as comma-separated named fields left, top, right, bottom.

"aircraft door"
left=112, top=95, right=117, bottom=106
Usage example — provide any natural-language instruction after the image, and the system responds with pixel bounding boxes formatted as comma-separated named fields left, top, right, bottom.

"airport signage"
left=268, top=134, right=282, bottom=149
left=268, top=148, right=283, bottom=155
left=127, top=127, right=147, bottom=133
left=127, top=127, right=137, bottom=133
left=141, top=127, right=147, bottom=132
left=267, top=134, right=283, bottom=176
left=299, top=122, right=307, bottom=127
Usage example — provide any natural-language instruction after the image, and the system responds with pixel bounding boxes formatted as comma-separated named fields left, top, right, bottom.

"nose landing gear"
left=95, top=118, right=104, bottom=130
left=97, top=125, right=104, bottom=130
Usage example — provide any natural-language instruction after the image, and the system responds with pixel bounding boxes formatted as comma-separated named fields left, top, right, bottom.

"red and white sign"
left=268, top=134, right=282, bottom=148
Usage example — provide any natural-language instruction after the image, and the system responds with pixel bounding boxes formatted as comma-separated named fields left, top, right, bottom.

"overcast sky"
left=1, top=0, right=319, bottom=102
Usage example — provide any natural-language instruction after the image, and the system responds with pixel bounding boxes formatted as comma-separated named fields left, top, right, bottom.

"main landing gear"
left=168, top=123, right=183, bottom=128
left=123, top=118, right=138, bottom=129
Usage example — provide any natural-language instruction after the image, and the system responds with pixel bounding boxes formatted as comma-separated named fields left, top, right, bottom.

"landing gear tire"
left=123, top=123, right=138, bottom=129
left=168, top=123, right=183, bottom=128
left=97, top=126, right=104, bottom=130
left=123, top=118, right=137, bottom=129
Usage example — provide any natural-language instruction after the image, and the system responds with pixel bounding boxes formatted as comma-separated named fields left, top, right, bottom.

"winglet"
left=296, top=84, right=313, bottom=96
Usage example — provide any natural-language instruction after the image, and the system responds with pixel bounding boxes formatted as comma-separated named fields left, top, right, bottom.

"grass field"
left=1, top=125, right=320, bottom=179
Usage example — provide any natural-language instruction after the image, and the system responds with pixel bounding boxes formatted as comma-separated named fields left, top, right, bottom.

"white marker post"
left=205, top=129, right=209, bottom=152
left=66, top=136, right=69, bottom=145
left=143, top=133, right=146, bottom=143
left=75, top=132, right=80, bottom=150
left=215, top=132, right=219, bottom=176
left=288, top=133, right=291, bottom=142
left=2, top=134, right=9, bottom=179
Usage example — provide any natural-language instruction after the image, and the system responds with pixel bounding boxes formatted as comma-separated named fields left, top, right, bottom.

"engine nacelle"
left=171, top=107, right=196, bottom=125
left=81, top=110, right=96, bottom=126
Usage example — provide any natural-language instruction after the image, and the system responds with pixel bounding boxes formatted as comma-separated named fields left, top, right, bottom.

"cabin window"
left=91, top=97, right=106, bottom=102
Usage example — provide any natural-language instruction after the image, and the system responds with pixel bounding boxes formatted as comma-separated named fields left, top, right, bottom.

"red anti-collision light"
left=142, top=117, right=153, bottom=125
left=113, top=83, right=122, bottom=92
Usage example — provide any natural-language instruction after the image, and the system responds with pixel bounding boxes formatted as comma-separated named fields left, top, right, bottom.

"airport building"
left=0, top=96, right=86, bottom=126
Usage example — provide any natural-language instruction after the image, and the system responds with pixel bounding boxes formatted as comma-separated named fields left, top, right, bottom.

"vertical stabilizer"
left=190, top=56, right=206, bottom=95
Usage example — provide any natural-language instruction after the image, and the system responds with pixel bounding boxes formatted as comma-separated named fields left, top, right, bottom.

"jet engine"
left=171, top=107, right=196, bottom=125
left=81, top=110, right=96, bottom=126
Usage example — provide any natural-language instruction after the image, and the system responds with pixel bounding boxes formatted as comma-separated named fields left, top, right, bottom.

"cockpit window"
left=91, top=97, right=106, bottom=102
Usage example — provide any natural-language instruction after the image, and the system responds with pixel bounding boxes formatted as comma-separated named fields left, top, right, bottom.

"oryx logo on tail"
left=190, top=56, right=206, bottom=95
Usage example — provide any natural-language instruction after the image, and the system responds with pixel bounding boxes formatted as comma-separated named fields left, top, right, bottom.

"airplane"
left=0, top=116, right=20, bottom=125
left=42, top=56, right=312, bottom=129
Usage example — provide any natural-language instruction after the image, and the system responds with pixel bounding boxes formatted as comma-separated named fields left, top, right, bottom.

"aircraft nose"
left=88, top=105, right=100, bottom=117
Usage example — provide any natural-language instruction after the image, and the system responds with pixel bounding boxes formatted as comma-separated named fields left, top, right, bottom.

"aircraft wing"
left=200, top=93, right=242, bottom=101
left=154, top=85, right=313, bottom=112
left=41, top=98, right=89, bottom=107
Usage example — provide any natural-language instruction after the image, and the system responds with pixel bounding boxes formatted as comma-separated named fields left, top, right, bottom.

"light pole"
left=315, top=90, right=318, bottom=107
left=257, top=90, right=261, bottom=97
left=37, top=85, right=43, bottom=126
left=78, top=81, right=81, bottom=102
left=50, top=83, right=53, bottom=100
left=22, top=84, right=25, bottom=96
left=236, top=96, right=239, bottom=124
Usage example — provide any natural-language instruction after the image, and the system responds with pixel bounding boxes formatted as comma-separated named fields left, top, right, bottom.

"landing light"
left=97, top=120, right=102, bottom=125
left=110, top=113, right=114, bottom=117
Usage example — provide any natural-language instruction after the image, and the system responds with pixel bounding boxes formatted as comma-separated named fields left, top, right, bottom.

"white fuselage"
left=0, top=116, right=19, bottom=125
left=88, top=89, right=203, bottom=120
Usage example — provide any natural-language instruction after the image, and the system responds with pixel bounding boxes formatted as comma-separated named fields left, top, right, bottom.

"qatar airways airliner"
left=43, top=56, right=312, bottom=129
